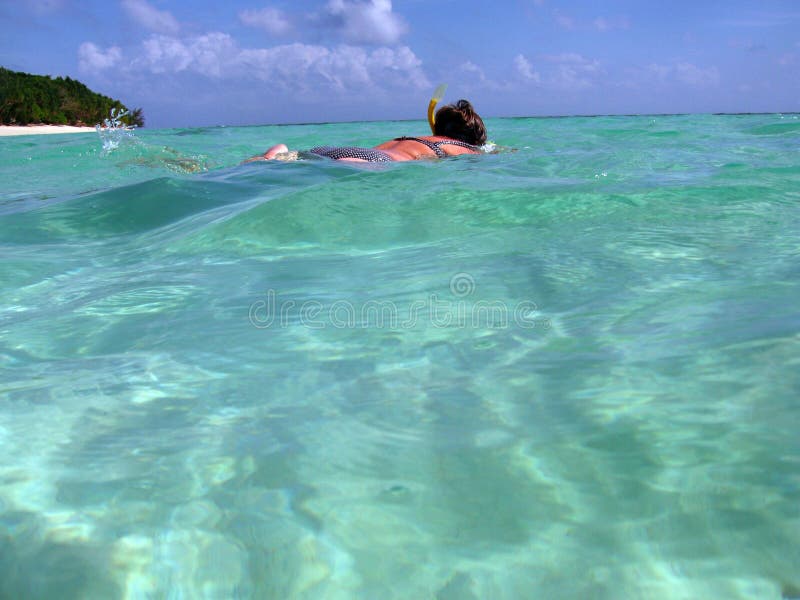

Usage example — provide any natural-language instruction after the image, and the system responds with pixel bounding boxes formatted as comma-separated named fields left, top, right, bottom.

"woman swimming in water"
left=247, top=99, right=487, bottom=163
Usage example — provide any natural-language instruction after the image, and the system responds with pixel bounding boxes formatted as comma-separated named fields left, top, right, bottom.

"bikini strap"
left=394, top=136, right=481, bottom=156
left=434, top=139, right=482, bottom=152
left=393, top=136, right=447, bottom=158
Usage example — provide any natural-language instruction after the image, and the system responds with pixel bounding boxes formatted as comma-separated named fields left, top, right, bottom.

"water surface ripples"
left=1, top=114, right=799, bottom=599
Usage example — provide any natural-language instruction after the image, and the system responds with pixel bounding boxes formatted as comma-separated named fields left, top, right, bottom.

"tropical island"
left=0, top=67, right=143, bottom=128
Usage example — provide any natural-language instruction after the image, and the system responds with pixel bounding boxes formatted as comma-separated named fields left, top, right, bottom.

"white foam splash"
left=95, top=107, right=136, bottom=153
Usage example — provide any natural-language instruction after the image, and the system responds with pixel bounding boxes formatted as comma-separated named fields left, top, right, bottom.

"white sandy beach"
left=0, top=125, right=96, bottom=137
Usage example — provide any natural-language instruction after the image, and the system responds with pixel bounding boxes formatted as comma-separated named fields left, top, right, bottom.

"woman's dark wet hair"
left=433, top=99, right=487, bottom=146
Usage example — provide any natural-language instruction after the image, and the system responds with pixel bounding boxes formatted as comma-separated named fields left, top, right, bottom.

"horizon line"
left=166, top=111, right=800, bottom=130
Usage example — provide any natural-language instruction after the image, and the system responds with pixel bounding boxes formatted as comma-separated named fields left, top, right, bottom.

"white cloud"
left=514, top=54, right=541, bottom=82
left=640, top=62, right=720, bottom=87
left=78, top=42, right=123, bottom=72
left=133, top=34, right=429, bottom=92
left=552, top=11, right=630, bottom=32
left=459, top=61, right=488, bottom=83
left=244, top=43, right=429, bottom=90
left=456, top=60, right=511, bottom=91
left=728, top=38, right=767, bottom=52
left=553, top=11, right=575, bottom=30
left=368, top=46, right=423, bottom=73
left=593, top=17, right=610, bottom=31
left=593, top=16, right=630, bottom=32
left=674, top=62, right=720, bottom=86
left=543, top=53, right=603, bottom=90
left=325, top=0, right=408, bottom=45
left=238, top=43, right=330, bottom=85
left=720, top=11, right=800, bottom=28
left=239, top=7, right=291, bottom=36
left=646, top=63, right=672, bottom=83
left=141, top=36, right=191, bottom=73
left=140, top=33, right=238, bottom=76
left=121, top=0, right=180, bottom=35
left=28, top=0, right=64, bottom=14
left=544, top=52, right=591, bottom=64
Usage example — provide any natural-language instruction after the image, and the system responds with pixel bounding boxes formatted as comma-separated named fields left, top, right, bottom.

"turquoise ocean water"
left=1, top=114, right=799, bottom=598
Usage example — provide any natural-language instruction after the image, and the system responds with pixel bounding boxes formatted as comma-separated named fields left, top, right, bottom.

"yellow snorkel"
left=427, top=83, right=447, bottom=134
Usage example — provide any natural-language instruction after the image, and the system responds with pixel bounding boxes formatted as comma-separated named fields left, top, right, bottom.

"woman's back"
left=375, top=136, right=481, bottom=161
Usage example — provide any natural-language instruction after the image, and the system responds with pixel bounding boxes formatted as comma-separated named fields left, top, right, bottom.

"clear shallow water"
left=1, top=114, right=799, bottom=599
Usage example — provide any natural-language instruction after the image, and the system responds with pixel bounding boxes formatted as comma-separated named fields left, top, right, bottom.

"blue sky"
left=1, top=0, right=799, bottom=127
